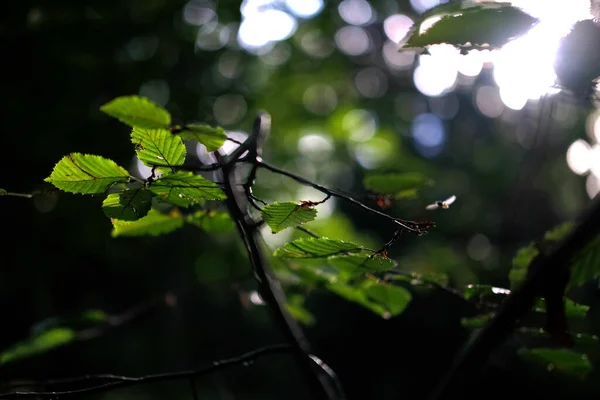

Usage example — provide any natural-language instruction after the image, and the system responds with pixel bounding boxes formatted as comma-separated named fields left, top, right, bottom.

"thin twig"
left=295, top=226, right=320, bottom=238
left=430, top=196, right=600, bottom=399
left=0, top=344, right=292, bottom=398
left=256, top=161, right=427, bottom=234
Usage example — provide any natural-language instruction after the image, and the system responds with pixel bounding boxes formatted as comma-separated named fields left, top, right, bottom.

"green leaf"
left=570, top=235, right=600, bottom=288
left=261, top=202, right=318, bottom=234
left=131, top=127, right=186, bottom=168
left=518, top=348, right=592, bottom=380
left=461, top=313, right=494, bottom=329
left=149, top=171, right=225, bottom=207
left=0, top=328, right=75, bottom=365
left=363, top=172, right=431, bottom=198
left=544, top=222, right=575, bottom=242
left=286, top=294, right=315, bottom=326
left=0, top=189, right=6, bottom=195
left=508, top=244, right=538, bottom=288
left=274, top=237, right=365, bottom=259
left=175, top=124, right=227, bottom=152
left=327, top=282, right=387, bottom=317
left=111, top=209, right=184, bottom=237
left=403, top=5, right=538, bottom=50
left=102, top=189, right=154, bottom=221
left=100, top=95, right=171, bottom=129
left=188, top=210, right=234, bottom=232
left=44, top=153, right=130, bottom=194
left=364, top=282, right=412, bottom=317
left=533, top=298, right=589, bottom=319
left=328, top=252, right=397, bottom=279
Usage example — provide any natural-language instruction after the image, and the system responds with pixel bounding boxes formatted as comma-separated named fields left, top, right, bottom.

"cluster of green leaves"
left=44, top=96, right=232, bottom=237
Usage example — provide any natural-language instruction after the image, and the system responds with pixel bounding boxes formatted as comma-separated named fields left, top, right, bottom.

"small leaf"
left=461, top=313, right=494, bottom=329
left=0, top=328, right=75, bottom=365
left=533, top=298, right=589, bottom=319
left=261, top=202, right=318, bottom=234
left=508, top=244, right=539, bottom=288
left=175, top=124, right=227, bottom=152
left=45, top=153, right=130, bottom=194
left=328, top=252, right=397, bottom=279
left=363, top=172, right=431, bottom=198
left=364, top=283, right=412, bottom=317
left=286, top=294, right=315, bottom=326
left=100, top=95, right=171, bottom=129
left=403, top=5, right=538, bottom=50
left=569, top=235, right=600, bottom=288
left=274, top=237, right=364, bottom=259
left=102, top=189, right=154, bottom=221
left=518, top=348, right=592, bottom=380
left=111, top=209, right=184, bottom=237
left=544, top=222, right=575, bottom=242
left=131, top=127, right=186, bottom=168
left=188, top=210, right=234, bottom=232
left=149, top=171, right=225, bottom=207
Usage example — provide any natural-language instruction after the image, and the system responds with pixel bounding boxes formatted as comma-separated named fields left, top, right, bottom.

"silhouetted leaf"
left=131, top=127, right=186, bottom=168
left=274, top=238, right=364, bottom=259
left=363, top=172, right=431, bottom=198
left=188, top=210, right=234, bottom=232
left=519, top=348, right=592, bottom=379
left=102, top=189, right=154, bottom=221
left=149, top=171, right=225, bottom=207
left=261, top=202, right=318, bottom=233
left=100, top=95, right=171, bottom=129
left=175, top=124, right=227, bottom=152
left=403, top=5, right=538, bottom=50
left=45, top=153, right=130, bottom=194
left=111, top=209, right=184, bottom=237
left=0, top=328, right=75, bottom=365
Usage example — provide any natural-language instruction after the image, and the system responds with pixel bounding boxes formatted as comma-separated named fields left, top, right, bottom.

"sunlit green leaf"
left=102, top=189, right=154, bottom=221
left=0, top=328, right=75, bottom=365
left=508, top=244, right=538, bottom=288
left=327, top=282, right=387, bottom=317
left=518, top=348, right=592, bottom=380
left=461, top=313, right=494, bottom=329
left=100, top=95, right=171, bottom=129
left=131, top=127, right=186, bottom=168
left=188, top=210, right=234, bottom=232
left=261, top=202, right=318, bottom=234
left=328, top=252, right=396, bottom=279
left=44, top=153, right=130, bottom=194
left=111, top=209, right=184, bottom=237
left=364, top=282, right=412, bottom=317
left=274, top=237, right=364, bottom=259
left=175, top=123, right=227, bottom=152
left=363, top=172, right=431, bottom=198
left=149, top=171, right=225, bottom=207
left=403, top=5, right=538, bottom=50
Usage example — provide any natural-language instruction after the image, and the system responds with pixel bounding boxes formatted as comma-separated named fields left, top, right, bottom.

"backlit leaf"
left=363, top=172, right=431, bottom=198
left=188, top=210, right=234, bottom=232
left=364, top=282, right=412, bottom=317
left=328, top=252, right=397, bottom=279
left=149, top=171, right=225, bottom=207
left=131, top=127, right=186, bottom=168
left=274, top=237, right=364, bottom=259
left=100, top=95, right=171, bottom=129
left=0, top=328, right=75, bottom=365
left=544, top=222, right=575, bottom=242
left=508, top=244, right=538, bottom=288
left=286, top=294, right=315, bottom=326
left=175, top=124, right=227, bottom=152
left=111, top=209, right=184, bottom=237
left=45, top=153, right=130, bottom=194
left=261, top=202, right=318, bottom=233
left=102, top=189, right=154, bottom=221
left=519, top=348, right=592, bottom=380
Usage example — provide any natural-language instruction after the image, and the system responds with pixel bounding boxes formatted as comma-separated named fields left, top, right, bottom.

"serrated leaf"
left=364, top=283, right=412, bottom=317
left=102, top=189, right=154, bottom=221
left=508, top=244, right=538, bottom=288
left=149, top=171, right=225, bottom=207
left=274, top=237, right=364, bottom=259
left=328, top=252, right=397, bottom=279
left=175, top=124, right=227, bottom=152
left=518, top=348, right=592, bottom=380
left=111, top=209, right=184, bottom=237
left=261, top=202, right=318, bottom=234
left=131, top=127, right=186, bottom=168
left=403, top=5, right=538, bottom=50
left=570, top=235, right=600, bottom=288
left=363, top=173, right=431, bottom=198
left=100, top=95, right=171, bottom=129
left=0, top=328, right=75, bottom=365
left=188, top=210, right=234, bottom=232
left=44, top=153, right=130, bottom=194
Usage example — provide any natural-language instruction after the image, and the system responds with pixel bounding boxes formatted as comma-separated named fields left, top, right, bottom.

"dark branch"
left=256, top=160, right=427, bottom=234
left=430, top=195, right=600, bottom=399
left=0, top=344, right=292, bottom=398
